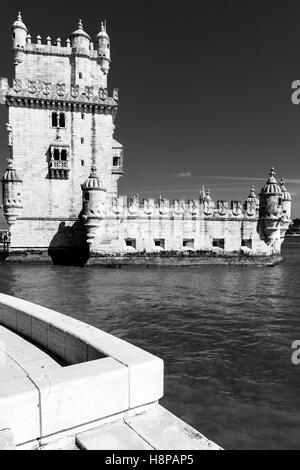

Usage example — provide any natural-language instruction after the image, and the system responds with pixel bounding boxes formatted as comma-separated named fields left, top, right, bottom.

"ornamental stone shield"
left=99, top=88, right=108, bottom=100
left=71, top=85, right=79, bottom=99
left=143, top=198, right=154, bottom=216
left=28, top=80, right=37, bottom=94
left=188, top=199, right=198, bottom=216
left=231, top=201, right=242, bottom=217
left=42, top=82, right=52, bottom=96
left=13, top=79, right=22, bottom=93
left=113, top=88, right=119, bottom=101
left=56, top=83, right=66, bottom=97
left=159, top=199, right=170, bottom=215
left=85, top=86, right=94, bottom=99
left=217, top=201, right=229, bottom=217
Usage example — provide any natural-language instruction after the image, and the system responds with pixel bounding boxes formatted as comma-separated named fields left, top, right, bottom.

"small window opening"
left=213, top=239, right=225, bottom=249
left=183, top=239, right=194, bottom=249
left=81, top=113, right=85, bottom=120
left=61, top=149, right=67, bottom=161
left=52, top=112, right=58, bottom=127
left=81, top=160, right=85, bottom=167
left=154, top=239, right=165, bottom=249
left=59, top=113, right=65, bottom=128
left=242, top=239, right=252, bottom=249
left=81, top=138, right=85, bottom=144
left=125, top=239, right=136, bottom=249
left=113, top=157, right=121, bottom=167
left=78, top=72, right=83, bottom=79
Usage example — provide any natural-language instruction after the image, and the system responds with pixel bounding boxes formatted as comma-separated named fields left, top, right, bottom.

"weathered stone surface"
left=0, top=428, right=16, bottom=450
left=76, top=421, right=153, bottom=450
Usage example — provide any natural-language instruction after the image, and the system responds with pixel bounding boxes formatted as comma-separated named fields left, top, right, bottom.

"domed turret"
left=280, top=178, right=292, bottom=220
left=70, top=19, right=91, bottom=53
left=260, top=168, right=282, bottom=218
left=259, top=168, right=283, bottom=242
left=12, top=12, right=28, bottom=64
left=1, top=158, right=23, bottom=227
left=97, top=21, right=111, bottom=74
left=81, top=166, right=107, bottom=245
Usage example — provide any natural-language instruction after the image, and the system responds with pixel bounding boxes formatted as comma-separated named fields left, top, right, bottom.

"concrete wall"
left=0, top=294, right=164, bottom=445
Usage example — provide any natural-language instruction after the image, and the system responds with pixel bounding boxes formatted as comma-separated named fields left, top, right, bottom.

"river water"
left=0, top=238, right=299, bottom=450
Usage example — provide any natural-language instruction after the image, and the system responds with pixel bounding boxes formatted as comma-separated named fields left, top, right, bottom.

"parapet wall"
left=0, top=294, right=163, bottom=445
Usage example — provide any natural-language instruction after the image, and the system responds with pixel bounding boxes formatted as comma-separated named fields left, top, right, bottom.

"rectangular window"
left=81, top=160, right=85, bottom=167
left=81, top=113, right=85, bottom=120
left=213, top=239, right=225, bottom=249
left=125, top=239, right=136, bottom=249
left=183, top=239, right=194, bottom=249
left=81, top=138, right=85, bottom=144
left=154, top=239, right=165, bottom=249
left=242, top=239, right=252, bottom=249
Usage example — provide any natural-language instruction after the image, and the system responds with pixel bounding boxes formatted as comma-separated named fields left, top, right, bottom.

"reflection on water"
left=1, top=238, right=300, bottom=449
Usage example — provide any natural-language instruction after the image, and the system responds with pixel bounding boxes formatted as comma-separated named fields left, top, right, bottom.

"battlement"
left=2, top=79, right=119, bottom=108
left=105, top=196, right=260, bottom=220
left=13, top=38, right=100, bottom=59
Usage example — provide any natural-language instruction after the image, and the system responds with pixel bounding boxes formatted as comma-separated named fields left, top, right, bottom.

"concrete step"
left=76, top=405, right=221, bottom=450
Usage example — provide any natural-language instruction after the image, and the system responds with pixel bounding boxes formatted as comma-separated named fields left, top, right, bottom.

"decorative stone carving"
left=159, top=198, right=170, bottom=215
left=143, top=198, right=154, bottom=216
left=28, top=80, right=37, bottom=94
left=56, top=83, right=66, bottom=97
left=188, top=199, right=198, bottom=216
left=71, top=84, right=79, bottom=99
left=128, top=196, right=139, bottom=216
left=113, top=88, right=119, bottom=101
left=217, top=201, right=229, bottom=217
left=43, top=82, right=52, bottom=96
left=6, top=123, right=13, bottom=148
left=247, top=200, right=257, bottom=217
left=112, top=197, right=122, bottom=215
left=99, top=88, right=108, bottom=100
left=85, top=86, right=94, bottom=99
left=231, top=201, right=242, bottom=217
left=13, top=79, right=22, bottom=93
left=174, top=199, right=185, bottom=216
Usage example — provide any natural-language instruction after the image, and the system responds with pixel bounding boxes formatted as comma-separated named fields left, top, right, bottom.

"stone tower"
left=0, top=14, right=123, bottom=256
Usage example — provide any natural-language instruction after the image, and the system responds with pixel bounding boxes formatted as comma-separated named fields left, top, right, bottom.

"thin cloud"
left=175, top=172, right=193, bottom=178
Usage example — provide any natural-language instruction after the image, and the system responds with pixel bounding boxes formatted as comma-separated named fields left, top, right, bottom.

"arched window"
left=61, top=149, right=67, bottom=161
left=52, top=112, right=58, bottom=127
left=59, top=113, right=66, bottom=128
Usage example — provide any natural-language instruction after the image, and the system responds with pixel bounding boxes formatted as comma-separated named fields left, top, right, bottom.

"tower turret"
left=280, top=179, right=292, bottom=220
left=70, top=19, right=91, bottom=54
left=259, top=168, right=282, bottom=242
left=1, top=158, right=23, bottom=227
left=97, top=21, right=111, bottom=75
left=1, top=123, right=23, bottom=227
left=81, top=166, right=107, bottom=245
left=11, top=12, right=28, bottom=65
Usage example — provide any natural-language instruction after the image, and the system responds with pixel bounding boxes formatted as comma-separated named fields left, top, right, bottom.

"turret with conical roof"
left=280, top=178, right=292, bottom=220
left=12, top=12, right=28, bottom=64
left=97, top=21, right=111, bottom=74
left=70, top=19, right=91, bottom=53
left=259, top=168, right=282, bottom=219
left=81, top=166, right=107, bottom=245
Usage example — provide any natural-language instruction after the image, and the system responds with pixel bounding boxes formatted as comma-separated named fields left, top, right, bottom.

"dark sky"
left=1, top=0, right=300, bottom=216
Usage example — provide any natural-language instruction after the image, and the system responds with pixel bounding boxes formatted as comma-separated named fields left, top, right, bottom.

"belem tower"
left=0, top=14, right=292, bottom=265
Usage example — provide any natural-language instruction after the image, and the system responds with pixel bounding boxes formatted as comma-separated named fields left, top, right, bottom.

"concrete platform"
left=0, top=325, right=62, bottom=381
left=0, top=294, right=221, bottom=450
left=76, top=405, right=220, bottom=450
